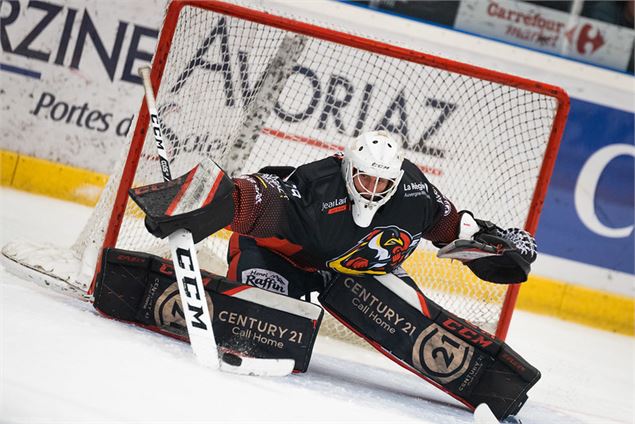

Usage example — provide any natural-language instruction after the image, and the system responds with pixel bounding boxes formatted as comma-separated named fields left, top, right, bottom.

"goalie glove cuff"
left=468, top=228, right=537, bottom=284
left=441, top=211, right=538, bottom=284
left=458, top=210, right=537, bottom=265
left=457, top=211, right=480, bottom=239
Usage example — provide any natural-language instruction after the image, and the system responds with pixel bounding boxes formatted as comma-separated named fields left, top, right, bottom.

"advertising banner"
left=0, top=0, right=165, bottom=174
left=536, top=99, right=634, bottom=276
left=455, top=0, right=635, bottom=71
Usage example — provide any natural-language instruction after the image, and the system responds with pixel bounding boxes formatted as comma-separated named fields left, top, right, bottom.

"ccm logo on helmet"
left=371, top=162, right=390, bottom=169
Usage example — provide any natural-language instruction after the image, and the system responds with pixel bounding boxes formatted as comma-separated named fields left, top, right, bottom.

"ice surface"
left=1, top=187, right=633, bottom=423
left=474, top=403, right=499, bottom=424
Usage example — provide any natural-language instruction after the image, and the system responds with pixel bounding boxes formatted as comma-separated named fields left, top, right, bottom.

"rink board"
left=2, top=149, right=632, bottom=336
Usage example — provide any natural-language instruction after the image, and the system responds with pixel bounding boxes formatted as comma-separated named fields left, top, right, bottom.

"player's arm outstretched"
left=421, top=184, right=537, bottom=284
left=128, top=160, right=300, bottom=244
left=437, top=211, right=537, bottom=283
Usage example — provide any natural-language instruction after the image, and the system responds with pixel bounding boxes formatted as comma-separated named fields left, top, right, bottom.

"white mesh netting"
left=72, top=2, right=560, bottom=343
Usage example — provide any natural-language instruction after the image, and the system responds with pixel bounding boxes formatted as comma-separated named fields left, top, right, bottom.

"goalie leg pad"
left=94, top=248, right=323, bottom=372
left=317, top=272, right=540, bottom=420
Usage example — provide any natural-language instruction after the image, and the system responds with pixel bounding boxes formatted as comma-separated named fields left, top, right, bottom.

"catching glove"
left=437, top=211, right=537, bottom=284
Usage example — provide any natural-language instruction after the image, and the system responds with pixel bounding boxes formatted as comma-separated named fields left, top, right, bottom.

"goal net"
left=8, top=0, right=569, bottom=343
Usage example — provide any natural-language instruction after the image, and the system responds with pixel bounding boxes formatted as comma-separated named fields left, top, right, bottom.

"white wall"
left=0, top=0, right=166, bottom=174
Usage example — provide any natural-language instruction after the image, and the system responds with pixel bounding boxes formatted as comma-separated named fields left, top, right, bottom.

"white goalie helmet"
left=342, top=130, right=405, bottom=227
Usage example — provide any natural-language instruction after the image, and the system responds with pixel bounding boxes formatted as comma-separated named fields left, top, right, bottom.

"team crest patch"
left=327, top=226, right=421, bottom=275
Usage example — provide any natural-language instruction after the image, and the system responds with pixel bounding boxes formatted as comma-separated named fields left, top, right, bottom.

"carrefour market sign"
left=455, top=0, right=635, bottom=71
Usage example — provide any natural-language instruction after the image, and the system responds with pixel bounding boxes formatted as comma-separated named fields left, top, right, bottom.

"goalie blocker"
left=318, top=272, right=540, bottom=420
left=93, top=248, right=323, bottom=372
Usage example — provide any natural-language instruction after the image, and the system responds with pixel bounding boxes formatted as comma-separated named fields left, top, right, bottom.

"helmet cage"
left=350, top=168, right=400, bottom=203
left=342, top=131, right=404, bottom=227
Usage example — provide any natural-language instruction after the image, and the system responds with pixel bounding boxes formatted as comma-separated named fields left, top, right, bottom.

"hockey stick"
left=138, top=67, right=294, bottom=376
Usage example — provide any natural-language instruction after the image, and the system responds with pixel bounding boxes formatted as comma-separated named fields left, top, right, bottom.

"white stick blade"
left=219, top=353, right=295, bottom=377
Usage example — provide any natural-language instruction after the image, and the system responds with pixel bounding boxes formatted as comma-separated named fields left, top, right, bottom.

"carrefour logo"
left=574, top=144, right=635, bottom=238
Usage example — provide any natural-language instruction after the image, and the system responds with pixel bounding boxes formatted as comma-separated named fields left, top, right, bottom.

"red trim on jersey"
left=201, top=276, right=213, bottom=288
left=254, top=237, right=317, bottom=272
left=202, top=171, right=225, bottom=208
left=255, top=237, right=304, bottom=257
left=227, top=233, right=241, bottom=281
left=166, top=164, right=198, bottom=216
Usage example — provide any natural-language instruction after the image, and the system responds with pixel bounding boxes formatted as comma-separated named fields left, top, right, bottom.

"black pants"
left=227, top=234, right=328, bottom=299
left=226, top=234, right=423, bottom=299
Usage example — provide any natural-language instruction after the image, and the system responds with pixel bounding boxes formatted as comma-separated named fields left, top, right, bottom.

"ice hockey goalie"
left=108, top=130, right=540, bottom=420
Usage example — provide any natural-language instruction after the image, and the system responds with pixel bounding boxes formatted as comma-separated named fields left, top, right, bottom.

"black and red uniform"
left=227, top=154, right=460, bottom=299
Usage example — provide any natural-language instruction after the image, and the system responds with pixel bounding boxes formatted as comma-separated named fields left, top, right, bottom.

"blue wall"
left=536, top=99, right=634, bottom=275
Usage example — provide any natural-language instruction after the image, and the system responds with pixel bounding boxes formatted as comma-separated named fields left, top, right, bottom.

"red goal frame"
left=95, top=0, right=570, bottom=341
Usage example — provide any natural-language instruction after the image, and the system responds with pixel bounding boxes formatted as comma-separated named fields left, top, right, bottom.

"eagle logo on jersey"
left=327, top=226, right=421, bottom=275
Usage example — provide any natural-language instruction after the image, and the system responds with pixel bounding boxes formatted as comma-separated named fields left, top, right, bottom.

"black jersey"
left=230, top=155, right=458, bottom=276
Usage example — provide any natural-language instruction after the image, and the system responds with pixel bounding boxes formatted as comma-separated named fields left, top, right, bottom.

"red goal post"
left=92, top=0, right=568, bottom=341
